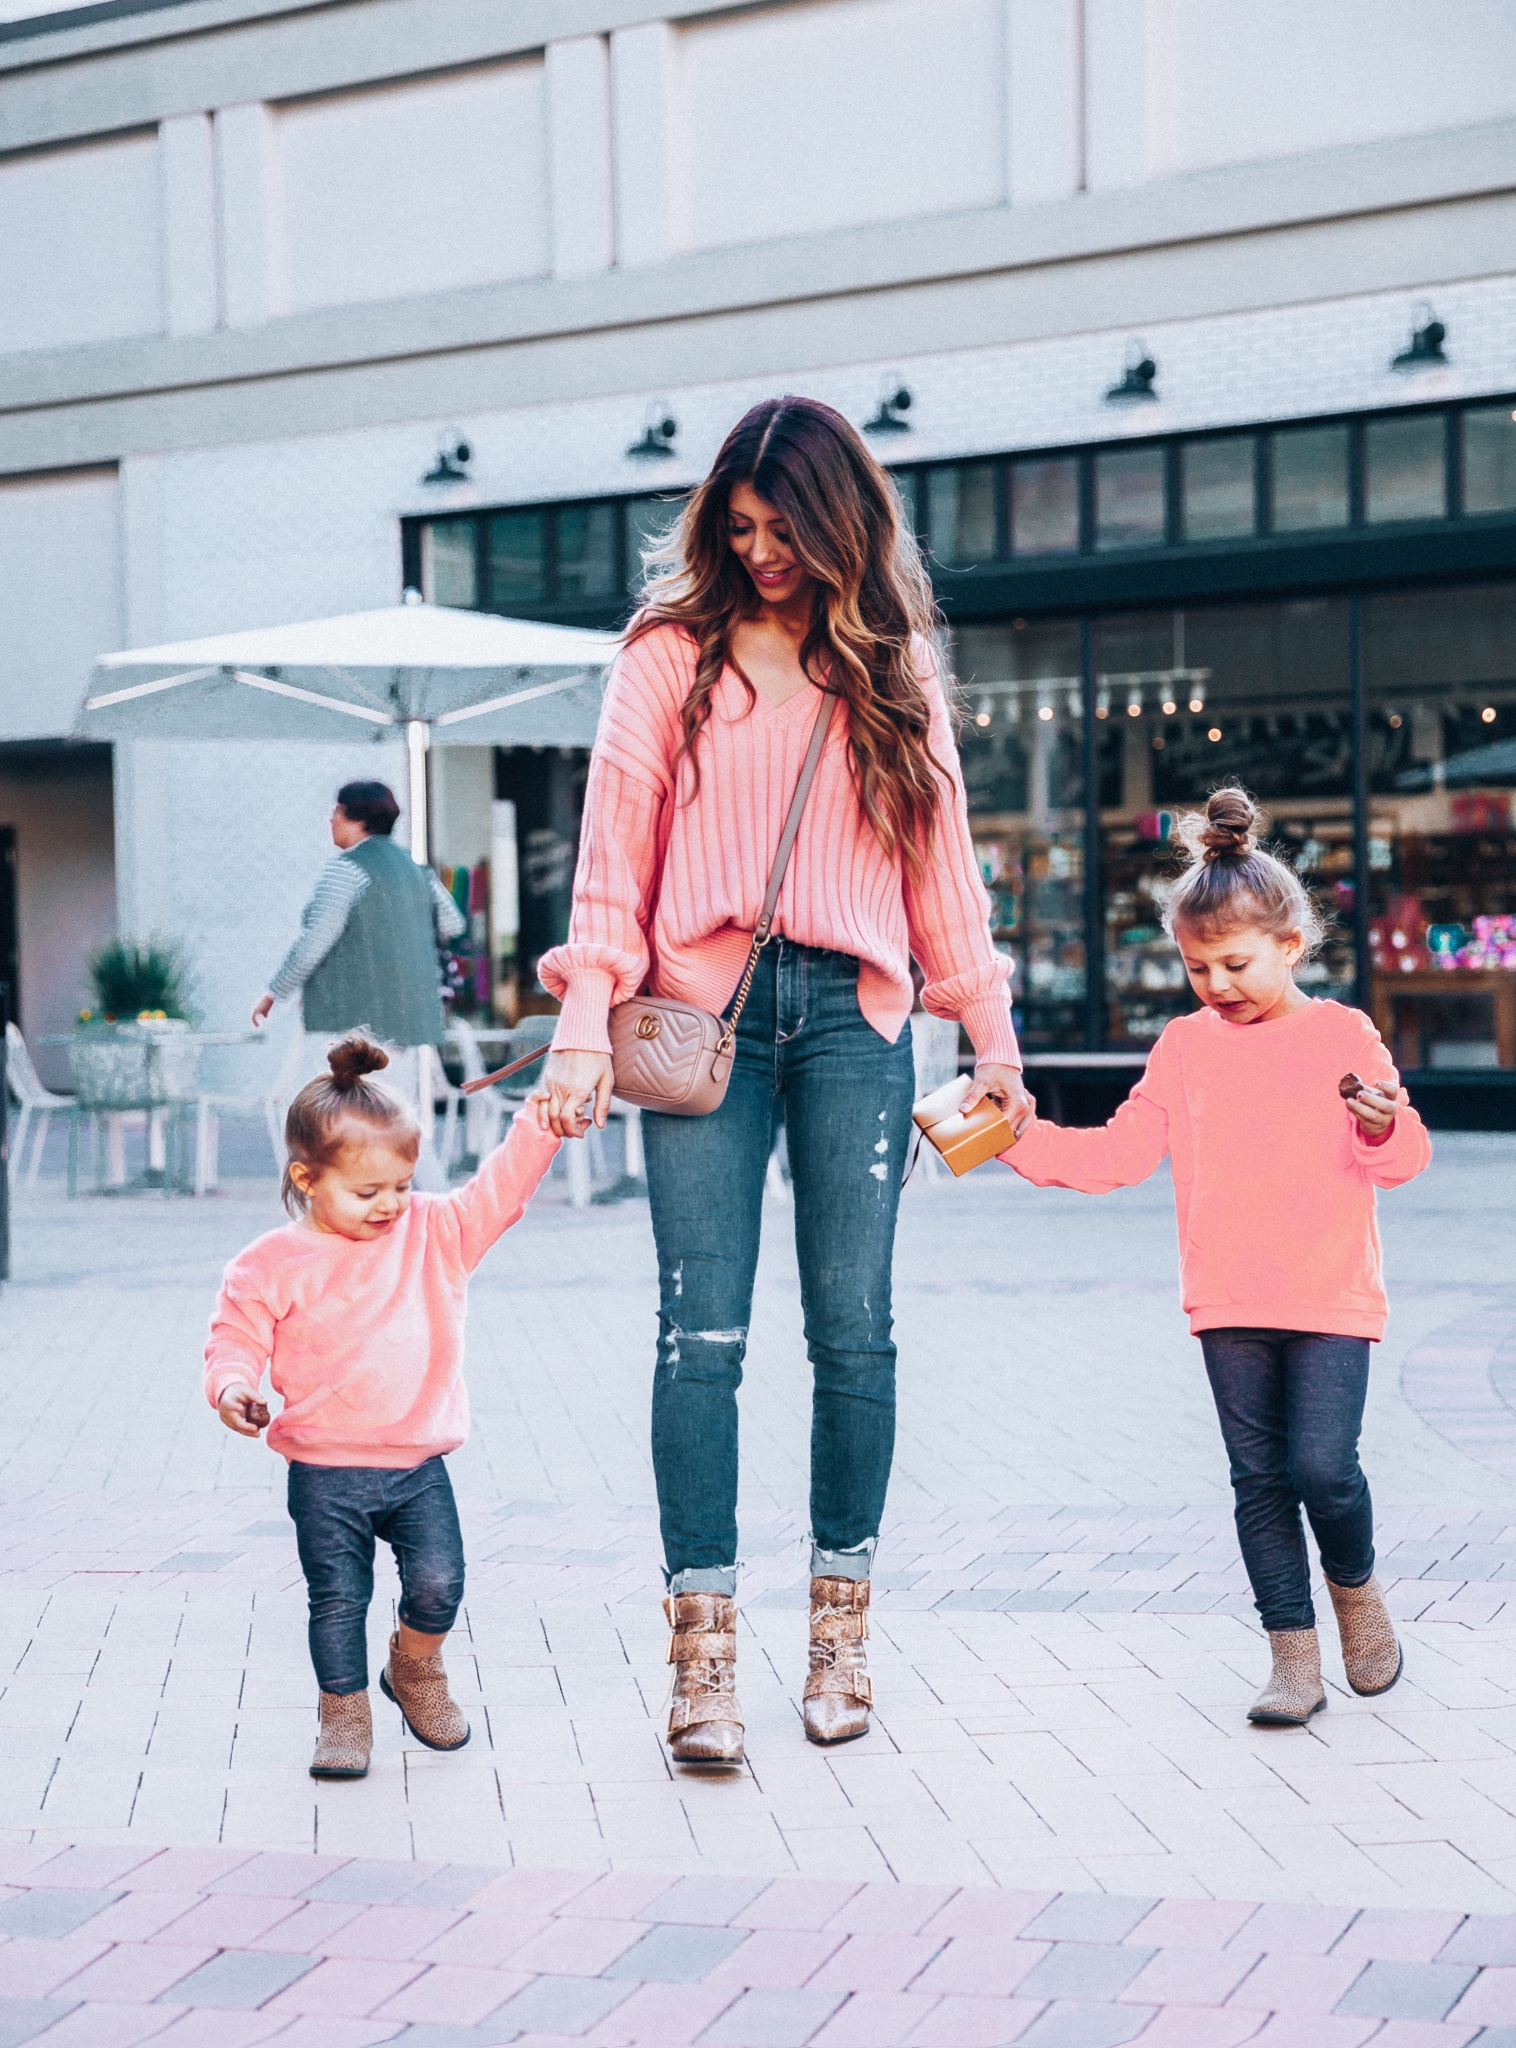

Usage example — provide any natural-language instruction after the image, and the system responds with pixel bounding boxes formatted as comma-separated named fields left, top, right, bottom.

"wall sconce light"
left=422, top=435, right=472, bottom=485
left=863, top=378, right=913, bottom=435
left=1391, top=302, right=1448, bottom=373
left=627, top=402, right=679, bottom=461
left=1106, top=346, right=1158, bottom=405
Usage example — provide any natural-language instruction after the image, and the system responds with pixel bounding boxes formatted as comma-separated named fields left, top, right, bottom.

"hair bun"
left=1200, top=786, right=1259, bottom=863
left=326, top=1032, right=389, bottom=1090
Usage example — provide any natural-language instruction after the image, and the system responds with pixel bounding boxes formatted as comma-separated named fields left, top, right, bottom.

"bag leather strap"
left=717, top=685, right=840, bottom=1049
left=461, top=1040, right=552, bottom=1096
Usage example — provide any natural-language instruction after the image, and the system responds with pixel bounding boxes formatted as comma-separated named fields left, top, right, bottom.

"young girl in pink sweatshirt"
left=206, top=1034, right=559, bottom=1779
left=1004, top=787, right=1431, bottom=1727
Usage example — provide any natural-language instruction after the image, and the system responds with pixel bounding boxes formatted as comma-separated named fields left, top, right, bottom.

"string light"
left=975, top=695, right=992, bottom=729
left=1188, top=695, right=1205, bottom=714
left=1161, top=699, right=1177, bottom=716
left=1207, top=726, right=1222, bottom=742
left=1482, top=706, right=1498, bottom=723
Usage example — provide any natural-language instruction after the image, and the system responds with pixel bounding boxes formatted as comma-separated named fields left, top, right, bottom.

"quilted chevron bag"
left=607, top=688, right=839, bottom=1115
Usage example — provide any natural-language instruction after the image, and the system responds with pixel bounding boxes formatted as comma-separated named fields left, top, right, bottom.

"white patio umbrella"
left=77, top=600, right=620, bottom=861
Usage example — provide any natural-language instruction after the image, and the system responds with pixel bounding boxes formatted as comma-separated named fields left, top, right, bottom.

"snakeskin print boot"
left=665, top=1593, right=744, bottom=1765
left=802, top=1577, right=872, bottom=1746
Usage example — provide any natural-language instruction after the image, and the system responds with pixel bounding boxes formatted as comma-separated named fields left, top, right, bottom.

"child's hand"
left=1345, top=1082, right=1404, bottom=1144
left=219, top=1387, right=271, bottom=1436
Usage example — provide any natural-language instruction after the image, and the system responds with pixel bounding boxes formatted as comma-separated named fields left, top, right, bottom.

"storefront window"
left=1365, top=581, right=1516, bottom=1072
left=928, top=462, right=998, bottom=565
left=485, top=509, right=547, bottom=606
left=1099, top=600, right=1356, bottom=1043
left=1366, top=414, right=1446, bottom=524
left=1463, top=405, right=1516, bottom=516
left=1009, top=457, right=1080, bottom=555
left=421, top=517, right=477, bottom=607
left=1095, top=446, right=1167, bottom=550
left=954, top=620, right=1089, bottom=1047
left=557, top=504, right=617, bottom=599
left=1183, top=436, right=1256, bottom=541
left=1271, top=423, right=1350, bottom=531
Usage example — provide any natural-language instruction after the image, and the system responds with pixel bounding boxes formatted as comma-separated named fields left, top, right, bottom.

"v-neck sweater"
left=1003, top=1000, right=1431, bottom=1339
left=539, top=623, right=1019, bottom=1063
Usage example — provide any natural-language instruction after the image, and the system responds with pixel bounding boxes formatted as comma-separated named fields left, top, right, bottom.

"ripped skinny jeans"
left=642, top=941, right=916, bottom=1594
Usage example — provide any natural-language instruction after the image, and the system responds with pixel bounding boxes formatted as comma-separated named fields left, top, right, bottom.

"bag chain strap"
left=716, top=686, right=839, bottom=1056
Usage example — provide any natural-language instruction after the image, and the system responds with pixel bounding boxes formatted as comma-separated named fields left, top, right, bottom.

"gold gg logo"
left=635, top=1014, right=661, bottom=1040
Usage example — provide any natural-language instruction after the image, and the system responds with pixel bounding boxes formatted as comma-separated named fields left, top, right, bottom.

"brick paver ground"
left=0, top=1843, right=1507, bottom=2045
left=0, top=1129, right=1513, bottom=2041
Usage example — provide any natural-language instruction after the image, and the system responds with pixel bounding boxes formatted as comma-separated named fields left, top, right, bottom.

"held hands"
left=531, top=1048, right=612, bottom=1139
left=960, top=1062, right=1036, bottom=1137
left=218, top=1387, right=271, bottom=1437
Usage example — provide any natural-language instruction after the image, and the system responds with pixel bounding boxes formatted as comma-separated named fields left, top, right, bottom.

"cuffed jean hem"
left=666, top=1565, right=738, bottom=1597
left=811, top=1538, right=875, bottom=1581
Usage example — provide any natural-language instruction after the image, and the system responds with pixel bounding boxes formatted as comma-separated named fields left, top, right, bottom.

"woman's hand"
left=1347, top=1082, right=1404, bottom=1144
left=532, top=1048, right=613, bottom=1137
left=961, top=1062, right=1036, bottom=1136
left=218, top=1387, right=271, bottom=1436
left=251, top=993, right=275, bottom=1029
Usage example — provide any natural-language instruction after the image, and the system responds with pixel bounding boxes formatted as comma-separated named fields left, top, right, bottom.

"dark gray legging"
left=1200, top=1327, right=1374, bottom=1632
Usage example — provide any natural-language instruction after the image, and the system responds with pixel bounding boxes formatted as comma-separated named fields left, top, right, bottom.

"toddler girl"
left=1002, top=788, right=1431, bottom=1725
left=206, top=1033, right=559, bottom=1778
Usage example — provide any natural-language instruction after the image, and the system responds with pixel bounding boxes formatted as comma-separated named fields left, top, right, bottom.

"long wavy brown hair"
left=629, top=396, right=951, bottom=875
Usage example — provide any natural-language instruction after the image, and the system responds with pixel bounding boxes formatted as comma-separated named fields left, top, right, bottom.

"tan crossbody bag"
left=606, top=686, right=840, bottom=1116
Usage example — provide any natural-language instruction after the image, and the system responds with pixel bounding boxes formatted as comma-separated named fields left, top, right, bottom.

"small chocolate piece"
left=247, top=1399, right=271, bottom=1430
left=1338, top=1072, right=1365, bottom=1100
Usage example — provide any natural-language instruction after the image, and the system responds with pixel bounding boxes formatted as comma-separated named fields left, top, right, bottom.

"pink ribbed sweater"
left=1004, top=1001, right=1431, bottom=1340
left=540, top=624, right=1019, bottom=1063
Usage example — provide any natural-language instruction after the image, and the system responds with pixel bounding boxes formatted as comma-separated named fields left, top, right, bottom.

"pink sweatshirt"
left=539, top=623, right=1019, bottom=1065
left=204, top=1111, right=559, bottom=1467
left=1004, top=1000, right=1431, bottom=1340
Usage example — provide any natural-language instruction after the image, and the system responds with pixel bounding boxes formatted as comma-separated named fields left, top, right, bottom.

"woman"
left=536, top=397, right=1028, bottom=1764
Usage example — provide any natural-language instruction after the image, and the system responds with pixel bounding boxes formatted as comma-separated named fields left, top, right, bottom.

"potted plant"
left=71, top=942, right=200, bottom=1108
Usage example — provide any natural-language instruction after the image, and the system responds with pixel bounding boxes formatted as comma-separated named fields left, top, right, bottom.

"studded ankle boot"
left=310, top=1689, right=372, bottom=1779
left=1327, top=1575, right=1403, bottom=1696
left=665, top=1593, right=744, bottom=1765
left=1248, top=1627, right=1327, bottom=1726
left=380, top=1633, right=470, bottom=1751
left=802, top=1577, right=872, bottom=1746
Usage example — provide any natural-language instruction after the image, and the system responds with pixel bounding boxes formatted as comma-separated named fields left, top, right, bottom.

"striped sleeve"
left=428, top=869, right=468, bottom=944
left=268, top=855, right=367, bottom=999
left=902, top=652, right=1019, bottom=1066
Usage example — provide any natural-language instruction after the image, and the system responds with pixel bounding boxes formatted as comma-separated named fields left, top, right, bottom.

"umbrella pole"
left=403, top=720, right=432, bottom=1171
left=407, top=719, right=430, bottom=865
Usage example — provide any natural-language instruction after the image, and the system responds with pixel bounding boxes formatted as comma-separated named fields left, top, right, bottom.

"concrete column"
left=159, top=112, right=218, bottom=335
left=546, top=34, right=614, bottom=277
left=1006, top=0, right=1086, bottom=203
left=1083, top=0, right=1148, bottom=190
left=610, top=20, right=679, bottom=267
left=215, top=101, right=282, bottom=325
